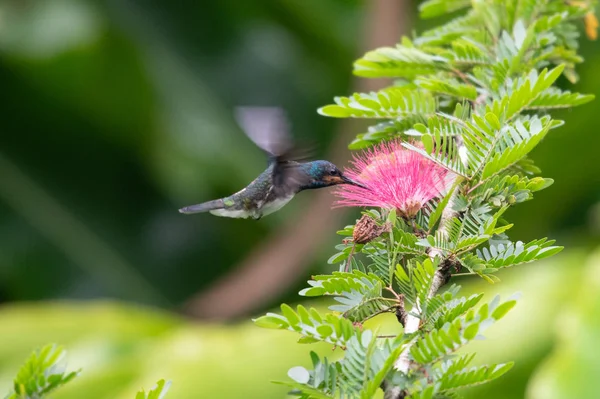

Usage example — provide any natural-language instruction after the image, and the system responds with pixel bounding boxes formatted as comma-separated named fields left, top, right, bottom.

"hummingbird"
left=178, top=107, right=366, bottom=220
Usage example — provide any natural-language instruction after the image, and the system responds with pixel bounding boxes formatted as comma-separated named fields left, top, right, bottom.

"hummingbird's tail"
left=179, top=199, right=225, bottom=214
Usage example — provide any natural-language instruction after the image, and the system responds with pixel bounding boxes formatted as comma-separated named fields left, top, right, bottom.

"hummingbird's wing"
left=234, top=106, right=293, bottom=160
left=271, top=162, right=313, bottom=197
left=234, top=106, right=313, bottom=196
left=234, top=106, right=314, bottom=162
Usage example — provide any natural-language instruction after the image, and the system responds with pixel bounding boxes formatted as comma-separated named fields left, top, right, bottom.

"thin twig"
left=452, top=272, right=477, bottom=277
left=360, top=305, right=398, bottom=324
left=466, top=179, right=486, bottom=194
left=345, top=243, right=357, bottom=272
left=451, top=67, right=471, bottom=85
left=385, top=286, right=402, bottom=300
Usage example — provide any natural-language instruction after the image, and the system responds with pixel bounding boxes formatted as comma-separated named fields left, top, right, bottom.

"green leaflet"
left=254, top=304, right=361, bottom=347
left=6, top=344, right=80, bottom=399
left=318, top=88, right=437, bottom=119
left=299, top=271, right=395, bottom=323
left=135, top=380, right=172, bottom=399
left=410, top=295, right=516, bottom=366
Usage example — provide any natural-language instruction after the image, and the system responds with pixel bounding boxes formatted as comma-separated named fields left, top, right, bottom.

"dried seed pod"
left=352, top=214, right=390, bottom=244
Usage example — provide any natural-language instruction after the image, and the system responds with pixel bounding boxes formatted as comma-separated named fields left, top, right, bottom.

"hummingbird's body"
left=178, top=107, right=366, bottom=220
left=180, top=160, right=357, bottom=220
left=198, top=163, right=294, bottom=220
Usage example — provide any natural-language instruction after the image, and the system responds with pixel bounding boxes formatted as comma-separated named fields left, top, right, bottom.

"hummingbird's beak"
left=341, top=174, right=369, bottom=189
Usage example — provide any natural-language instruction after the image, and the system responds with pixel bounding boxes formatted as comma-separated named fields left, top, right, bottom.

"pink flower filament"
left=334, top=140, right=454, bottom=218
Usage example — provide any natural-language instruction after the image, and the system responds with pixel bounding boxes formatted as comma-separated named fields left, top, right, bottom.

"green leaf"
left=388, top=208, right=397, bottom=225
left=448, top=38, right=491, bottom=66
left=318, top=88, right=436, bottom=119
left=282, top=303, right=300, bottom=326
left=425, top=207, right=508, bottom=256
left=359, top=338, right=408, bottom=398
left=394, top=259, right=439, bottom=317
left=253, top=315, right=289, bottom=329
left=492, top=300, right=517, bottom=320
left=434, top=294, right=484, bottom=328
left=328, top=251, right=349, bottom=265
left=408, top=385, right=436, bottom=399
left=528, top=88, right=595, bottom=109
left=419, top=0, right=471, bottom=18
left=460, top=238, right=563, bottom=273
left=279, top=334, right=409, bottom=399
left=403, top=133, right=468, bottom=177
left=299, top=271, right=393, bottom=323
left=417, top=11, right=481, bottom=46
left=480, top=116, right=552, bottom=179
left=254, top=304, right=361, bottom=346
left=6, top=344, right=80, bottom=399
left=350, top=116, right=426, bottom=148
left=428, top=181, right=459, bottom=231
left=490, top=65, right=565, bottom=121
left=354, top=45, right=448, bottom=78
left=469, top=174, right=554, bottom=208
left=463, top=323, right=479, bottom=340
left=416, top=77, right=478, bottom=100
left=319, top=105, right=353, bottom=118
left=437, top=361, right=514, bottom=392
left=135, top=379, right=172, bottom=399
left=410, top=296, right=516, bottom=365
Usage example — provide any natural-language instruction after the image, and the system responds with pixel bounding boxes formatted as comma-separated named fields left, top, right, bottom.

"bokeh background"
left=0, top=0, right=599, bottom=398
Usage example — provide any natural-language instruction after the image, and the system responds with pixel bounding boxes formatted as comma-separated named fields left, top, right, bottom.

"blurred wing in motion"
left=272, top=162, right=313, bottom=197
left=234, top=106, right=314, bottom=196
left=234, top=106, right=293, bottom=158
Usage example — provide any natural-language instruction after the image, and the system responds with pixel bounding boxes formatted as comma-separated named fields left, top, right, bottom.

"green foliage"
left=395, top=258, right=438, bottom=309
left=276, top=332, right=409, bottom=399
left=254, top=304, right=362, bottom=346
left=436, top=356, right=514, bottom=392
left=352, top=46, right=448, bottom=79
left=258, top=0, right=596, bottom=398
left=433, top=293, right=483, bottom=329
left=135, top=380, right=171, bottom=399
left=5, top=344, right=79, bottom=399
left=299, top=271, right=396, bottom=323
left=4, top=343, right=171, bottom=399
left=410, top=296, right=516, bottom=365
left=460, top=238, right=563, bottom=275
left=419, top=0, right=471, bottom=19
left=399, top=297, right=517, bottom=398
left=318, top=89, right=437, bottom=119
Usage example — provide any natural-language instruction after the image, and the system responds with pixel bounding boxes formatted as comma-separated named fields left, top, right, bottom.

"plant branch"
left=386, top=187, right=460, bottom=398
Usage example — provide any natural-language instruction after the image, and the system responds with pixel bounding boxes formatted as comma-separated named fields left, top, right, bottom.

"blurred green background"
left=0, top=0, right=599, bottom=398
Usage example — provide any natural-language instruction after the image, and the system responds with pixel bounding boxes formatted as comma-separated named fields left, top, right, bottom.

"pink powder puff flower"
left=334, top=140, right=455, bottom=218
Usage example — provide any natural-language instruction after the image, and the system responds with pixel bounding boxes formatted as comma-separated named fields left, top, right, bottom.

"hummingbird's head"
left=300, top=161, right=367, bottom=190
